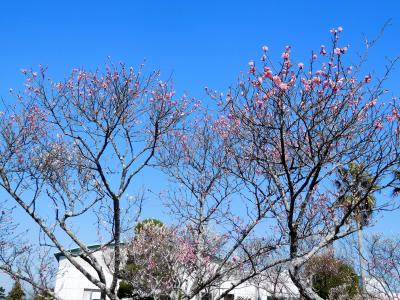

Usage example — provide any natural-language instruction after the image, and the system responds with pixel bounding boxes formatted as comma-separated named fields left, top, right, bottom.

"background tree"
left=0, top=202, right=55, bottom=298
left=118, top=219, right=166, bottom=299
left=157, top=113, right=285, bottom=300
left=304, top=254, right=359, bottom=299
left=120, top=220, right=226, bottom=300
left=364, top=234, right=400, bottom=299
left=5, top=281, right=24, bottom=300
left=391, top=170, right=400, bottom=196
left=335, top=163, right=378, bottom=293
left=251, top=264, right=299, bottom=299
left=134, top=219, right=164, bottom=233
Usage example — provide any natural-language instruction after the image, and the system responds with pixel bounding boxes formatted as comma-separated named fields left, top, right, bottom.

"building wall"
left=54, top=250, right=113, bottom=300
left=54, top=250, right=299, bottom=300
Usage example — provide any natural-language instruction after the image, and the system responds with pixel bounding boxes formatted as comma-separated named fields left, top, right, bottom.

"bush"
left=117, top=281, right=134, bottom=299
left=306, top=254, right=359, bottom=299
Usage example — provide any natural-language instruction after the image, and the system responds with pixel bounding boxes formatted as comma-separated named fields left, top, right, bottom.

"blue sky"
left=0, top=0, right=400, bottom=291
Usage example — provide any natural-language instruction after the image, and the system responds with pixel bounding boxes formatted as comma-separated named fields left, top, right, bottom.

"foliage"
left=392, top=170, right=400, bottom=196
left=32, top=289, right=53, bottom=300
left=0, top=287, right=5, bottom=300
left=135, top=219, right=164, bottom=234
left=117, top=281, right=134, bottom=299
left=305, top=255, right=359, bottom=299
left=5, top=282, right=24, bottom=300
left=335, top=162, right=379, bottom=226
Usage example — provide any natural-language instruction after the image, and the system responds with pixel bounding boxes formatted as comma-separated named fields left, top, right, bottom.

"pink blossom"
left=338, top=26, right=343, bottom=32
left=248, top=61, right=256, bottom=74
left=272, top=75, right=281, bottom=85
left=374, top=120, right=383, bottom=130
left=281, top=52, right=290, bottom=60
left=312, top=77, right=321, bottom=85
left=298, top=62, right=304, bottom=69
left=262, top=45, right=269, bottom=52
left=364, top=74, right=372, bottom=83
left=252, top=79, right=261, bottom=87
left=264, top=69, right=273, bottom=79
left=386, top=115, right=395, bottom=122
left=347, top=66, right=353, bottom=74
left=279, top=83, right=289, bottom=91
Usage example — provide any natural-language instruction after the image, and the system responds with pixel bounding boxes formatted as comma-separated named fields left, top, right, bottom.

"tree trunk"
left=289, top=266, right=324, bottom=300
left=357, top=218, right=366, bottom=295
left=101, top=290, right=107, bottom=300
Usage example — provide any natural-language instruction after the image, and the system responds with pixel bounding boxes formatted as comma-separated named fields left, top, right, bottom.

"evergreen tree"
left=5, top=282, right=24, bottom=300
left=336, top=162, right=378, bottom=293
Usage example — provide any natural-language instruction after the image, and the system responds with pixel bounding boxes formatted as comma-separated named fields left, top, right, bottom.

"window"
left=83, top=289, right=101, bottom=300
left=224, top=294, right=234, bottom=300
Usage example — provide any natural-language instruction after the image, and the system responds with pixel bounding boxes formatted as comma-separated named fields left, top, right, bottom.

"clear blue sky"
left=0, top=0, right=400, bottom=291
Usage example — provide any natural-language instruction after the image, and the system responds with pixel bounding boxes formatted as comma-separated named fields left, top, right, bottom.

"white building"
left=54, top=245, right=299, bottom=300
left=54, top=245, right=114, bottom=300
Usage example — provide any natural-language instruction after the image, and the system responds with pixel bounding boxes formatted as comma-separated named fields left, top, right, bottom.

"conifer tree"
left=5, top=282, right=24, bottom=300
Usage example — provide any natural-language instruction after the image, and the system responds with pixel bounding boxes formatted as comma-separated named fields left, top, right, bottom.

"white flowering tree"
left=120, top=220, right=226, bottom=300
left=0, top=62, right=193, bottom=299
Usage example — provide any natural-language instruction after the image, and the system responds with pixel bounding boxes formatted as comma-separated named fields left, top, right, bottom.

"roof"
left=54, top=243, right=125, bottom=262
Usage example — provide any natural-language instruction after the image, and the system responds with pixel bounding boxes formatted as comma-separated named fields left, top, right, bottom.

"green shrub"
left=307, top=255, right=359, bottom=299
left=117, top=281, right=135, bottom=299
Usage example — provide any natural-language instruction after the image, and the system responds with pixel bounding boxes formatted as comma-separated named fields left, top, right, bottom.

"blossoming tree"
left=206, top=27, right=400, bottom=299
left=120, top=220, right=226, bottom=300
left=0, top=27, right=399, bottom=300
left=0, top=62, right=192, bottom=299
